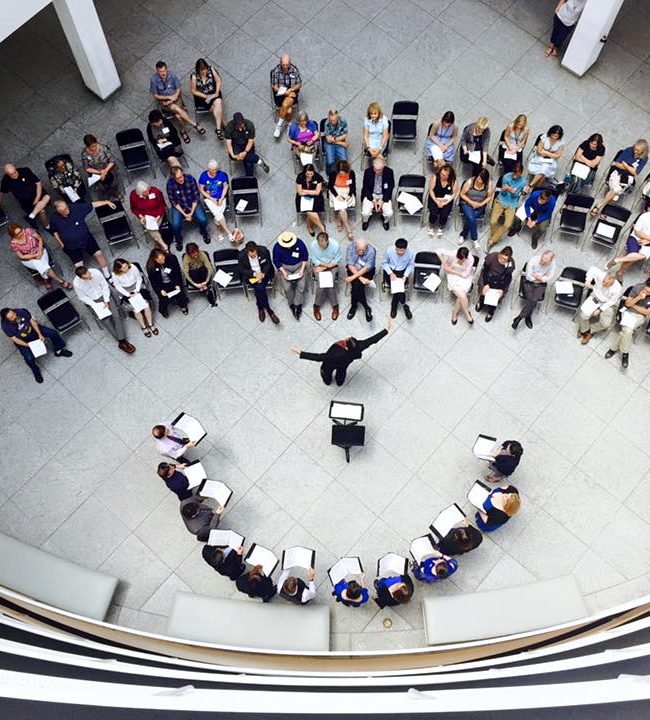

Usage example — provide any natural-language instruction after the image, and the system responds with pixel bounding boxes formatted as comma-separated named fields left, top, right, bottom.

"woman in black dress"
left=190, top=58, right=225, bottom=138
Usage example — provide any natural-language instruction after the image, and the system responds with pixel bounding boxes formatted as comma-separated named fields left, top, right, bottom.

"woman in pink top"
left=437, top=246, right=475, bottom=326
left=8, top=223, right=71, bottom=290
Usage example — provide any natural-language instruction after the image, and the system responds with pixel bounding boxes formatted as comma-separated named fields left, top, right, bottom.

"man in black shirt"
left=291, top=319, right=392, bottom=386
left=223, top=112, right=270, bottom=177
left=0, top=164, right=51, bottom=230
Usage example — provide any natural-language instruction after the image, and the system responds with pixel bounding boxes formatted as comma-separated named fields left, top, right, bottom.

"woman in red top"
left=8, top=223, right=71, bottom=289
left=129, top=180, right=168, bottom=251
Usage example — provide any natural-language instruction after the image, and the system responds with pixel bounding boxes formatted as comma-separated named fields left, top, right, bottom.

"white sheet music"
left=390, top=277, right=405, bottom=294
left=423, top=273, right=441, bottom=293
left=144, top=214, right=159, bottom=230
left=235, top=199, right=248, bottom=212
left=580, top=295, right=601, bottom=317
left=410, top=535, right=436, bottom=564
left=183, top=460, right=207, bottom=488
left=200, top=480, right=232, bottom=507
left=299, top=153, right=314, bottom=167
left=92, top=302, right=112, bottom=319
left=484, top=288, right=501, bottom=307
left=174, top=413, right=206, bottom=443
left=377, top=552, right=407, bottom=578
left=62, top=186, right=80, bottom=203
left=473, top=434, right=497, bottom=460
left=87, top=174, right=101, bottom=187
left=503, top=150, right=517, bottom=161
left=467, top=150, right=481, bottom=164
left=595, top=222, right=616, bottom=239
left=214, top=269, right=233, bottom=287
left=299, top=196, right=314, bottom=212
left=317, top=270, right=334, bottom=288
left=571, top=161, right=590, bottom=180
left=397, top=191, right=423, bottom=215
left=555, top=279, right=575, bottom=295
left=282, top=546, right=315, bottom=569
left=467, top=480, right=491, bottom=509
left=332, top=196, right=348, bottom=211
left=129, top=292, right=148, bottom=313
left=328, top=556, right=362, bottom=585
left=515, top=204, right=528, bottom=221
left=208, top=529, right=244, bottom=548
left=246, top=544, right=279, bottom=576
left=27, top=339, right=47, bottom=358
left=431, top=504, right=466, bottom=539
left=165, top=287, right=180, bottom=298
left=620, top=310, right=641, bottom=329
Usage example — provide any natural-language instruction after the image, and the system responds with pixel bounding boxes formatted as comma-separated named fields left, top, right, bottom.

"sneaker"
left=456, top=236, right=465, bottom=246
left=474, top=240, right=481, bottom=251
left=404, top=304, right=413, bottom=320
left=605, top=349, right=617, bottom=359
left=33, top=367, right=44, bottom=383
left=217, top=234, right=224, bottom=242
left=273, top=125, right=282, bottom=138
left=436, top=228, right=443, bottom=238
left=258, top=158, right=270, bottom=173
left=54, top=349, right=73, bottom=358
left=428, top=227, right=435, bottom=237
left=622, top=352, right=629, bottom=368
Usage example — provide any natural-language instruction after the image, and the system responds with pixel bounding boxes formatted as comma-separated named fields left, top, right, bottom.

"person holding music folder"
left=412, top=549, right=458, bottom=584
left=484, top=440, right=524, bottom=483
left=436, top=520, right=483, bottom=556
left=475, top=485, right=521, bottom=532
left=332, top=575, right=369, bottom=607
left=290, top=318, right=392, bottom=386
left=374, top=572, right=414, bottom=608
left=152, top=422, right=197, bottom=462
left=179, top=495, right=222, bottom=541
left=236, top=564, right=277, bottom=602
left=202, top=544, right=246, bottom=581
left=156, top=462, right=193, bottom=501
left=278, top=566, right=316, bottom=605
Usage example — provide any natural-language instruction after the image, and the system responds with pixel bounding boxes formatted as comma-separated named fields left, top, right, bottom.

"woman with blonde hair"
left=475, top=485, right=520, bottom=532
left=363, top=102, right=389, bottom=159
left=460, top=116, right=491, bottom=175
left=112, top=258, right=157, bottom=337
left=500, top=114, right=530, bottom=173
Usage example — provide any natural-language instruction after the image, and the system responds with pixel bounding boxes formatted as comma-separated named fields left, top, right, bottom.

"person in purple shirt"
left=166, top=167, right=210, bottom=250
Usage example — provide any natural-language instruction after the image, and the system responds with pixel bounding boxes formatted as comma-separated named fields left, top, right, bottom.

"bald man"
left=512, top=250, right=556, bottom=330
left=270, top=54, right=302, bottom=138
left=0, top=164, right=50, bottom=229
left=345, top=238, right=377, bottom=321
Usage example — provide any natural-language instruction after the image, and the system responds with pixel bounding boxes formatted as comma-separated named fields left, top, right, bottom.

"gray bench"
left=167, top=592, right=330, bottom=651
left=423, top=575, right=587, bottom=645
left=0, top=532, right=118, bottom=621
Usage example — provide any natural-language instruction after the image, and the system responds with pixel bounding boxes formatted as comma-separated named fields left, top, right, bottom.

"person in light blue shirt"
left=346, top=238, right=377, bottom=322
left=489, top=163, right=526, bottom=248
left=382, top=238, right=415, bottom=320
left=322, top=109, right=349, bottom=174
left=310, top=232, right=342, bottom=320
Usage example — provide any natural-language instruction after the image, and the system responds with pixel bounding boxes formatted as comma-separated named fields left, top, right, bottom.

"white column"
left=53, top=0, right=121, bottom=99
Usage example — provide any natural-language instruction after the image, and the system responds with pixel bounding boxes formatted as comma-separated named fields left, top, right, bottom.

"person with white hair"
left=512, top=250, right=556, bottom=330
left=345, top=237, right=376, bottom=322
left=128, top=181, right=169, bottom=251
left=198, top=160, right=236, bottom=244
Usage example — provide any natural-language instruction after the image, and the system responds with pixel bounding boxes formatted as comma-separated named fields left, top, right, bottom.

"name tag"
left=148, top=193, right=156, bottom=200
left=347, top=179, right=352, bottom=185
left=383, top=183, right=388, bottom=188
left=162, top=127, right=170, bottom=135
left=291, top=251, right=300, bottom=258
left=163, top=267, right=171, bottom=274
left=74, top=221, right=79, bottom=226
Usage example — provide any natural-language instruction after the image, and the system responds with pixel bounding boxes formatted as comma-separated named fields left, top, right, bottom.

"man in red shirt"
left=129, top=180, right=169, bottom=251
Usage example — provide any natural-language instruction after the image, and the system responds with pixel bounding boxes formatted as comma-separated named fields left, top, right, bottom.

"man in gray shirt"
left=180, top=496, right=222, bottom=542
left=512, top=250, right=556, bottom=329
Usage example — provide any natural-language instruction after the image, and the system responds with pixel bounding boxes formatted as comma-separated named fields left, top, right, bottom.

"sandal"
left=196, top=125, right=206, bottom=135
left=150, top=325, right=159, bottom=336
left=216, top=128, right=224, bottom=139
left=180, top=130, right=191, bottom=144
left=143, top=327, right=152, bottom=338
left=590, top=206, right=600, bottom=217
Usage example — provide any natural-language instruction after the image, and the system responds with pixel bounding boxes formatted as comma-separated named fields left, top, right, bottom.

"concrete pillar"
left=53, top=0, right=120, bottom=99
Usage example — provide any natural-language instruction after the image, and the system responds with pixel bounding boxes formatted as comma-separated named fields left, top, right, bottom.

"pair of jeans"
left=251, top=276, right=271, bottom=310
left=17, top=325, right=66, bottom=370
left=460, top=202, right=485, bottom=241
left=233, top=144, right=260, bottom=177
left=170, top=205, right=208, bottom=244
left=323, top=141, right=347, bottom=174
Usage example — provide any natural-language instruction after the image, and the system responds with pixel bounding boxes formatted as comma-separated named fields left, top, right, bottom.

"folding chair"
left=95, top=200, right=140, bottom=254
left=582, top=203, right=631, bottom=251
left=395, top=174, right=426, bottom=226
left=550, top=193, right=594, bottom=244
left=115, top=129, right=155, bottom=178
left=230, top=176, right=262, bottom=227
left=212, top=248, right=246, bottom=300
left=550, top=266, right=586, bottom=316
left=37, top=289, right=90, bottom=334
left=193, top=95, right=212, bottom=126
left=391, top=101, right=418, bottom=154
left=411, top=251, right=442, bottom=301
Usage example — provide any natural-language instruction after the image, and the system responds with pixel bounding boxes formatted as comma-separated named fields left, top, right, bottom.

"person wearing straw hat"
left=272, top=230, right=309, bottom=320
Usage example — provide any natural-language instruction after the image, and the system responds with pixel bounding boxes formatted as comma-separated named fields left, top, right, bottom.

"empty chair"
left=584, top=203, right=631, bottom=250
left=212, top=248, right=245, bottom=299
left=411, top=251, right=442, bottom=298
left=551, top=193, right=594, bottom=244
left=230, top=176, right=262, bottom=227
left=95, top=200, right=139, bottom=253
left=0, top=206, right=8, bottom=228
left=553, top=266, right=586, bottom=312
left=115, top=129, right=154, bottom=177
left=37, top=288, right=89, bottom=334
left=395, top=174, right=426, bottom=225
left=391, top=101, right=419, bottom=153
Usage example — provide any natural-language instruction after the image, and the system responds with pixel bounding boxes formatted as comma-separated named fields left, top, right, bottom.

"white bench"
left=167, top=592, right=330, bottom=651
left=423, top=576, right=587, bottom=645
left=0, top=532, right=118, bottom=621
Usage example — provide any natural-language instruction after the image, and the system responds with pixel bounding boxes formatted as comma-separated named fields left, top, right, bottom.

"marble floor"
left=1, top=0, right=650, bottom=651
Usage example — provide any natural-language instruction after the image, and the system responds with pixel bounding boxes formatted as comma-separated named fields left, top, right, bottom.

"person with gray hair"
left=512, top=250, right=556, bottom=330
left=129, top=181, right=168, bottom=251
left=198, top=160, right=236, bottom=244
left=271, top=53, right=302, bottom=138
left=287, top=110, right=319, bottom=163
left=576, top=266, right=622, bottom=345
left=322, top=108, right=349, bottom=174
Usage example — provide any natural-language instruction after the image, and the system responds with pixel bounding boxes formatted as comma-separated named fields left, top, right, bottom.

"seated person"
left=223, top=112, right=270, bottom=177
left=576, top=267, right=623, bottom=345
left=146, top=248, right=189, bottom=318
left=166, top=167, right=210, bottom=250
left=80, top=134, right=121, bottom=200
left=484, top=440, right=524, bottom=483
left=48, top=157, right=86, bottom=202
left=489, top=163, right=526, bottom=248
left=198, top=159, right=235, bottom=244
left=436, top=520, right=483, bottom=556
left=146, top=109, right=183, bottom=170
left=1, top=164, right=50, bottom=230
left=363, top=102, right=389, bottom=160
left=129, top=181, right=169, bottom=252
left=7, top=222, right=71, bottom=290
left=182, top=242, right=216, bottom=307
left=180, top=496, right=222, bottom=541
left=236, top=564, right=277, bottom=602
left=424, top=111, right=458, bottom=170
left=346, top=238, right=376, bottom=322
left=277, top=567, right=316, bottom=605
left=460, top=117, right=491, bottom=175
left=508, top=188, right=557, bottom=249
left=374, top=572, right=414, bottom=609
left=322, top=108, right=349, bottom=173
left=287, top=110, right=319, bottom=162
left=310, top=231, right=342, bottom=321
left=202, top=544, right=246, bottom=580
left=605, top=210, right=650, bottom=281
left=526, top=125, right=565, bottom=192
left=111, top=258, right=157, bottom=337
left=1, top=306, right=72, bottom=384
left=328, top=160, right=356, bottom=240
left=152, top=422, right=196, bottom=462
left=332, top=575, right=369, bottom=607
left=476, top=247, right=515, bottom=322
left=412, top=549, right=458, bottom=583
left=475, top=485, right=521, bottom=532
left=295, top=163, right=325, bottom=236
left=499, top=114, right=529, bottom=174
left=593, top=139, right=648, bottom=215
left=270, top=54, right=302, bottom=138
left=150, top=60, right=205, bottom=143
left=437, top=247, right=474, bottom=326
left=272, top=231, right=309, bottom=320
left=512, top=250, right=556, bottom=330
left=190, top=58, right=224, bottom=137
left=238, top=241, right=279, bottom=324
left=458, top=168, right=494, bottom=250
left=427, top=163, right=458, bottom=238
left=361, top=157, right=394, bottom=231
left=567, top=132, right=605, bottom=194
left=156, top=462, right=193, bottom=501
left=605, top=277, right=650, bottom=369
left=383, top=238, right=414, bottom=320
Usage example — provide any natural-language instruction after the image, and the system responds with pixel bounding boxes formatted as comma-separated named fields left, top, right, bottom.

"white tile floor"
left=1, top=0, right=650, bottom=650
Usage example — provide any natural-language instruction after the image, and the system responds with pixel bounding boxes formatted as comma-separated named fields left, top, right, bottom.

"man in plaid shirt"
left=270, top=54, right=302, bottom=138
left=166, top=167, right=210, bottom=250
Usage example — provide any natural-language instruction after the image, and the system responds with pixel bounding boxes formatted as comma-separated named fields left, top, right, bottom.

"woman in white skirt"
left=328, top=160, right=357, bottom=240
left=437, top=246, right=475, bottom=326
left=8, top=223, right=71, bottom=290
left=111, top=258, right=158, bottom=337
left=526, top=125, right=565, bottom=193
